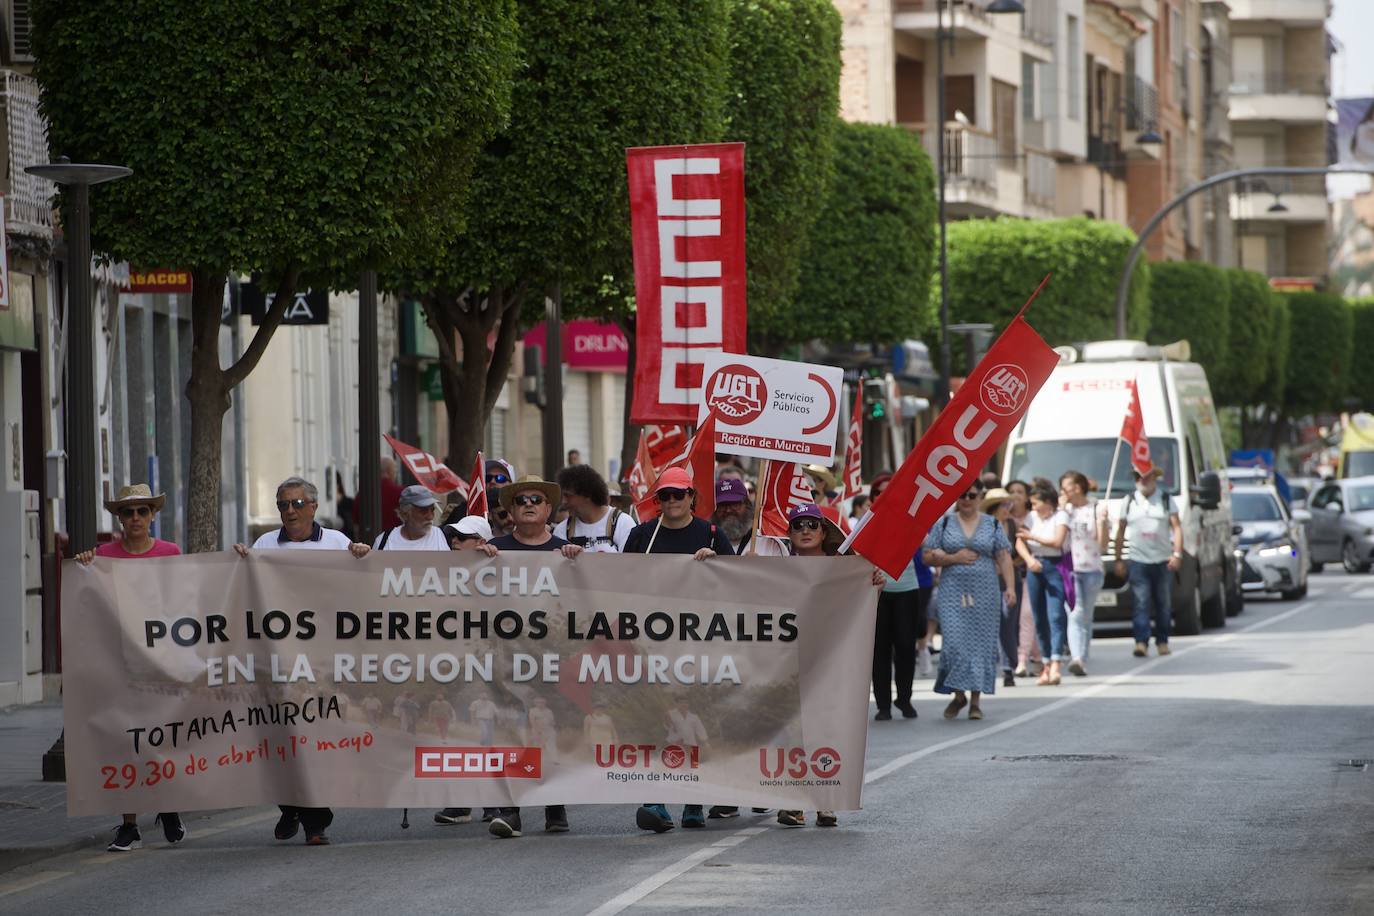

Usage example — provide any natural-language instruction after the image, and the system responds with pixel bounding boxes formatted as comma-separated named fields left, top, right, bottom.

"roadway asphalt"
left=2, top=572, right=1371, bottom=916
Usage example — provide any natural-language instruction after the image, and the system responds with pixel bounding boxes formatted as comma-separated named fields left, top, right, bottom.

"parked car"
left=1306, top=476, right=1374, bottom=573
left=1288, top=476, right=1321, bottom=511
left=1231, top=483, right=1309, bottom=599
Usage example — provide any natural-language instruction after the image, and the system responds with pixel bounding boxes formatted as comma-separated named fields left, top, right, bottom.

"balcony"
left=1226, top=0, right=1329, bottom=25
left=1124, top=78, right=1162, bottom=160
left=0, top=71, right=53, bottom=239
left=894, top=0, right=997, bottom=39
left=1229, top=71, right=1328, bottom=123
left=904, top=123, right=1053, bottom=219
left=1229, top=174, right=1328, bottom=223
left=1024, top=147, right=1057, bottom=216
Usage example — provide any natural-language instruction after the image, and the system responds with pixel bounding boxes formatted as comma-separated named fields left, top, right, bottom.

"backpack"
left=567, top=508, right=624, bottom=550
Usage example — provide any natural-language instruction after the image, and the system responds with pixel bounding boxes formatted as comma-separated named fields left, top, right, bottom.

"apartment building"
left=1226, top=0, right=1332, bottom=282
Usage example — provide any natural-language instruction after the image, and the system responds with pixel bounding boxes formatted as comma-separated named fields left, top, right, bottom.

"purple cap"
left=715, top=477, right=748, bottom=504
left=787, top=503, right=824, bottom=524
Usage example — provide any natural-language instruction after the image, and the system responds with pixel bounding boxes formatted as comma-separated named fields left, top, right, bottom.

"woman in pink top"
left=75, top=484, right=184, bottom=852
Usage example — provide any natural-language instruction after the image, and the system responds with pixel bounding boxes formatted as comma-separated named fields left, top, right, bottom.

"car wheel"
left=1280, top=583, right=1308, bottom=600
left=1225, top=570, right=1245, bottom=617
left=1309, top=559, right=1324, bottom=573
left=1201, top=574, right=1227, bottom=628
left=1341, top=538, right=1371, bottom=574
left=1175, top=585, right=1203, bottom=636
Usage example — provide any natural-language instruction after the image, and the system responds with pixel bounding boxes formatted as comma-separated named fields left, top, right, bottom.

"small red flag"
left=840, top=384, right=864, bottom=499
left=383, top=434, right=465, bottom=495
left=1120, top=379, right=1152, bottom=476
left=758, top=462, right=814, bottom=537
left=626, top=431, right=658, bottom=515
left=465, top=451, right=488, bottom=518
left=634, top=413, right=720, bottom=522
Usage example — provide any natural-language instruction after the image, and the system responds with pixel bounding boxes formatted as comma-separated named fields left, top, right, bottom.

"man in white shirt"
left=554, top=465, right=633, bottom=552
left=373, top=485, right=450, bottom=551
left=1113, top=466, right=1183, bottom=658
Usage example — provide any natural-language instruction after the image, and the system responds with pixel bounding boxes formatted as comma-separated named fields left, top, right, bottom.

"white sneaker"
left=917, top=647, right=933, bottom=677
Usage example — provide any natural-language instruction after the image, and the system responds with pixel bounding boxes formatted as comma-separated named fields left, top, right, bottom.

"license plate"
left=1096, top=591, right=1118, bottom=608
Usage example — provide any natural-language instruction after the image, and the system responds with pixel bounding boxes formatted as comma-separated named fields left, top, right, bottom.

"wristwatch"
left=1171, top=551, right=1182, bottom=559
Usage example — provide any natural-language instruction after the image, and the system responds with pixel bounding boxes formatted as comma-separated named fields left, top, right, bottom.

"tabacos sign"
left=698, top=352, right=845, bottom=465
left=125, top=269, right=193, bottom=295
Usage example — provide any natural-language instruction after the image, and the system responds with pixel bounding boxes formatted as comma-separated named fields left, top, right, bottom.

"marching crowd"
left=76, top=449, right=1182, bottom=851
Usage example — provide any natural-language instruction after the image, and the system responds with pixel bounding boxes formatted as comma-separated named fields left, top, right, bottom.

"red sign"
left=627, top=143, right=747, bottom=424
left=633, top=412, right=720, bottom=523
left=758, top=462, right=813, bottom=537
left=840, top=385, right=863, bottom=499
left=705, top=363, right=768, bottom=425
left=383, top=434, right=465, bottom=495
left=845, top=286, right=1058, bottom=578
left=465, top=451, right=488, bottom=517
left=125, top=269, right=194, bottom=294
left=522, top=320, right=629, bottom=372
left=413, top=747, right=541, bottom=779
left=1120, top=380, right=1152, bottom=476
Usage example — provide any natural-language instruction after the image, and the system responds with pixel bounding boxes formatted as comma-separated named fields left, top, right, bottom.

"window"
left=1311, top=486, right=1342, bottom=510
left=993, top=79, right=1018, bottom=161
left=1066, top=14, right=1081, bottom=119
left=1022, top=57, right=1038, bottom=121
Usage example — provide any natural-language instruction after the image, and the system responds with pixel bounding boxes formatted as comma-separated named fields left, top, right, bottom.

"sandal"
left=968, top=705, right=982, bottom=720
left=1037, top=670, right=1053, bottom=686
left=942, top=695, right=968, bottom=719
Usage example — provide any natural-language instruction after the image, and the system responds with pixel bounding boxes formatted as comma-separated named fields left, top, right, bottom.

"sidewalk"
left=0, top=702, right=118, bottom=873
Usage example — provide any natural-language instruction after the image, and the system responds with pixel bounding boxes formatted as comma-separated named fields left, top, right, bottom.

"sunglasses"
left=452, top=532, right=483, bottom=543
left=959, top=490, right=981, bottom=500
left=512, top=494, right=547, bottom=507
left=276, top=498, right=311, bottom=511
left=117, top=506, right=152, bottom=519
left=486, top=473, right=510, bottom=485
left=655, top=488, right=690, bottom=503
left=789, top=517, right=822, bottom=532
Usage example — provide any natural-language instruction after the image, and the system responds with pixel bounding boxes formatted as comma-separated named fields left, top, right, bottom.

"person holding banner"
left=554, top=465, right=633, bottom=552
left=372, top=486, right=449, bottom=550
left=924, top=484, right=1017, bottom=719
left=75, top=484, right=186, bottom=853
left=1016, top=485, right=1072, bottom=686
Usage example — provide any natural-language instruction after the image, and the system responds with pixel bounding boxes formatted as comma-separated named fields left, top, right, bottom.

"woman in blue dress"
left=923, top=483, right=1017, bottom=720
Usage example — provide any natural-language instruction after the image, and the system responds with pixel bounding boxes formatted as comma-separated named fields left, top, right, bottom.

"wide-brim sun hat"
left=981, top=487, right=1014, bottom=511
left=1132, top=465, right=1166, bottom=480
left=803, top=464, right=838, bottom=492
left=104, top=483, right=165, bottom=514
left=499, top=474, right=562, bottom=511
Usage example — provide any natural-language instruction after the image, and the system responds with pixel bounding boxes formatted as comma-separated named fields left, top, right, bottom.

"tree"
left=940, top=217, right=1150, bottom=372
left=396, top=0, right=730, bottom=471
left=1213, top=269, right=1275, bottom=407
left=1283, top=292, right=1354, bottom=415
left=1147, top=261, right=1231, bottom=384
left=33, top=0, right=518, bottom=550
left=791, top=122, right=936, bottom=347
left=1348, top=299, right=1374, bottom=410
left=1259, top=296, right=1291, bottom=411
left=724, top=0, right=842, bottom=353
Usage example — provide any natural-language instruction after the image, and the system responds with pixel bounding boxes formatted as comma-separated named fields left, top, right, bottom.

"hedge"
left=1283, top=291, right=1354, bottom=414
left=1348, top=299, right=1374, bottom=409
left=1147, top=261, right=1231, bottom=387
left=1212, top=269, right=1275, bottom=406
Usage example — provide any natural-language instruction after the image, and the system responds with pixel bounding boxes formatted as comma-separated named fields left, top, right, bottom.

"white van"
left=1000, top=340, right=1241, bottom=635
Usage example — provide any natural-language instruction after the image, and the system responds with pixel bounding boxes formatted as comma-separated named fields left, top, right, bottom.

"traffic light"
left=863, top=378, right=886, bottom=420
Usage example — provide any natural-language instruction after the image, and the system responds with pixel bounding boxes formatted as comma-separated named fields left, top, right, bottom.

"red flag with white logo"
left=626, top=431, right=657, bottom=508
left=842, top=281, right=1059, bottom=577
left=465, top=451, right=488, bottom=517
left=644, top=424, right=688, bottom=470
left=758, top=462, right=815, bottom=537
left=840, top=384, right=864, bottom=499
left=627, top=144, right=747, bottom=424
left=1120, top=379, right=1152, bottom=476
left=383, top=434, right=466, bottom=495
left=633, top=413, right=719, bottom=522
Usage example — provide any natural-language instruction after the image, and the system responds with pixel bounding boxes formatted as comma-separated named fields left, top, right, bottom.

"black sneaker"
left=875, top=709, right=892, bottom=721
left=1003, top=673, right=1016, bottom=688
left=707, top=806, right=740, bottom=819
left=155, top=812, right=185, bottom=845
left=777, top=810, right=805, bottom=827
left=304, top=831, right=330, bottom=846
left=480, top=807, right=500, bottom=823
left=274, top=810, right=300, bottom=841
left=895, top=700, right=918, bottom=719
left=489, top=812, right=522, bottom=838
left=750, top=808, right=770, bottom=814
left=434, top=807, right=472, bottom=825
left=107, top=822, right=141, bottom=852
left=544, top=805, right=569, bottom=833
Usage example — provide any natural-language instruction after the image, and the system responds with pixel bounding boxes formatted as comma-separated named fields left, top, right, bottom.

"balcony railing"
left=1024, top=147, right=1057, bottom=211
left=1229, top=71, right=1328, bottom=96
left=1235, top=174, right=1327, bottom=196
left=895, top=0, right=992, bottom=17
left=902, top=122, right=997, bottom=192
left=1126, top=77, right=1158, bottom=132
left=2, top=71, right=53, bottom=238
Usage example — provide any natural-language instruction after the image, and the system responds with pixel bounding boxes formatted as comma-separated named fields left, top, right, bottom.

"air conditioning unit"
left=6, top=0, right=33, bottom=64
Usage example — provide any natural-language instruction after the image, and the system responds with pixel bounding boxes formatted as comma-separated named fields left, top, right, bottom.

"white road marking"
left=0, top=870, right=71, bottom=899
left=586, top=599, right=1319, bottom=916
left=1347, top=587, right=1374, bottom=599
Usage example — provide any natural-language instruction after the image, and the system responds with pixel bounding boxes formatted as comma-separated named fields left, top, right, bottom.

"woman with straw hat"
left=75, top=484, right=185, bottom=851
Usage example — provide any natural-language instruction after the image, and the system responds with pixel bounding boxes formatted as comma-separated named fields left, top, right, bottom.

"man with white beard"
left=712, top=477, right=786, bottom=556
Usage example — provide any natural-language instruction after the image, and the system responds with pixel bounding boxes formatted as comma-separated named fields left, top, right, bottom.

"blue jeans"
left=1068, top=570, right=1104, bottom=661
left=1026, top=564, right=1068, bottom=661
left=1128, top=561, right=1172, bottom=645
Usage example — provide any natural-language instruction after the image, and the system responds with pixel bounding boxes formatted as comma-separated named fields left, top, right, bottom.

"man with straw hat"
left=75, top=484, right=184, bottom=851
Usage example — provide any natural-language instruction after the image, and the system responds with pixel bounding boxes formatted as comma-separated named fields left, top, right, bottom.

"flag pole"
left=748, top=459, right=770, bottom=555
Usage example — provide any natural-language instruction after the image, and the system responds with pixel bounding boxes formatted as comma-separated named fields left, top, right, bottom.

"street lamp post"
left=936, top=0, right=1023, bottom=405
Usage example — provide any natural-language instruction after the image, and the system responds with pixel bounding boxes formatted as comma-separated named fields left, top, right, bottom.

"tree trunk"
left=183, top=267, right=298, bottom=553
left=617, top=314, right=639, bottom=486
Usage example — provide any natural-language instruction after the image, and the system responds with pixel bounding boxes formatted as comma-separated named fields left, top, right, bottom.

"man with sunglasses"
left=622, top=467, right=733, bottom=833
left=485, top=458, right=517, bottom=537
left=76, top=484, right=185, bottom=852
left=234, top=476, right=370, bottom=846
left=372, top=485, right=450, bottom=550
left=474, top=475, right=582, bottom=838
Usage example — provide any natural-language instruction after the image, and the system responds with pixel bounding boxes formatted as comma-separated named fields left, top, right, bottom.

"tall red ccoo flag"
left=842, top=281, right=1060, bottom=578
left=840, top=384, right=864, bottom=499
left=1120, top=379, right=1152, bottom=476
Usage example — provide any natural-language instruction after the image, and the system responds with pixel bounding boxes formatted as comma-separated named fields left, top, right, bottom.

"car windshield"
left=1008, top=439, right=1181, bottom=496
left=1349, top=486, right=1374, bottom=512
left=1232, top=492, right=1283, bottom=522
left=1344, top=451, right=1374, bottom=478
left=1290, top=484, right=1309, bottom=503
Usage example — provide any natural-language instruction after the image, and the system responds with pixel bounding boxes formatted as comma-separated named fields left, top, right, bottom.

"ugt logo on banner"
left=627, top=143, right=747, bottom=424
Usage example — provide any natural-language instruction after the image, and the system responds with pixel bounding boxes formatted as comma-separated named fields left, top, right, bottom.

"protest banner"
left=384, top=434, right=466, bottom=495
left=698, top=353, right=844, bottom=464
left=627, top=143, right=747, bottom=424
left=61, top=551, right=877, bottom=815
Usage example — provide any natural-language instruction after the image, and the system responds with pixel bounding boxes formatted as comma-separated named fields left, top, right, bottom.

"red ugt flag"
left=383, top=434, right=466, bottom=495
left=465, top=451, right=488, bottom=517
left=840, top=384, right=864, bottom=499
left=758, top=462, right=814, bottom=537
left=1120, top=379, right=1152, bottom=476
left=843, top=290, right=1060, bottom=578
left=634, top=413, right=719, bottom=522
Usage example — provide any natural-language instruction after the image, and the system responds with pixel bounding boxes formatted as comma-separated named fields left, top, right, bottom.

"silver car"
left=1307, top=477, right=1374, bottom=574
left=1232, top=484, right=1309, bottom=599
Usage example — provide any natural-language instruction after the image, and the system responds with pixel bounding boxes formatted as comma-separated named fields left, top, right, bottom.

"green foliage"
left=1147, top=261, right=1231, bottom=385
left=1212, top=269, right=1274, bottom=406
left=32, top=0, right=519, bottom=276
left=725, top=0, right=841, bottom=347
left=791, top=122, right=936, bottom=346
left=1259, top=295, right=1291, bottom=409
left=1283, top=292, right=1354, bottom=414
left=1348, top=299, right=1374, bottom=409
left=940, top=217, right=1150, bottom=368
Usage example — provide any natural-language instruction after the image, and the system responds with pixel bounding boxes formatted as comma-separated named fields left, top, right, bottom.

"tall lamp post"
left=936, top=0, right=1024, bottom=405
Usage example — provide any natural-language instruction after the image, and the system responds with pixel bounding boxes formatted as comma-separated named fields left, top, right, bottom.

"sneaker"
left=1013, top=665, right=1029, bottom=678
left=480, top=807, right=499, bottom=823
left=681, top=805, right=706, bottom=828
left=917, top=647, right=933, bottom=677
left=751, top=808, right=770, bottom=814
left=274, top=810, right=300, bottom=841
left=434, top=808, right=472, bottom=825
left=304, top=831, right=330, bottom=846
left=895, top=700, right=918, bottom=719
left=708, top=806, right=740, bottom=819
left=107, top=822, right=141, bottom=852
left=544, top=805, right=569, bottom=833
left=636, top=804, right=674, bottom=833
left=1068, top=659, right=1087, bottom=677
left=777, top=810, right=805, bottom=827
left=155, top=812, right=185, bottom=845
left=816, top=811, right=838, bottom=827
left=489, top=812, right=522, bottom=838
left=874, top=709, right=892, bottom=721
left=1132, top=642, right=1148, bottom=658
left=1003, top=673, right=1016, bottom=688
left=1157, top=642, right=1171, bottom=656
